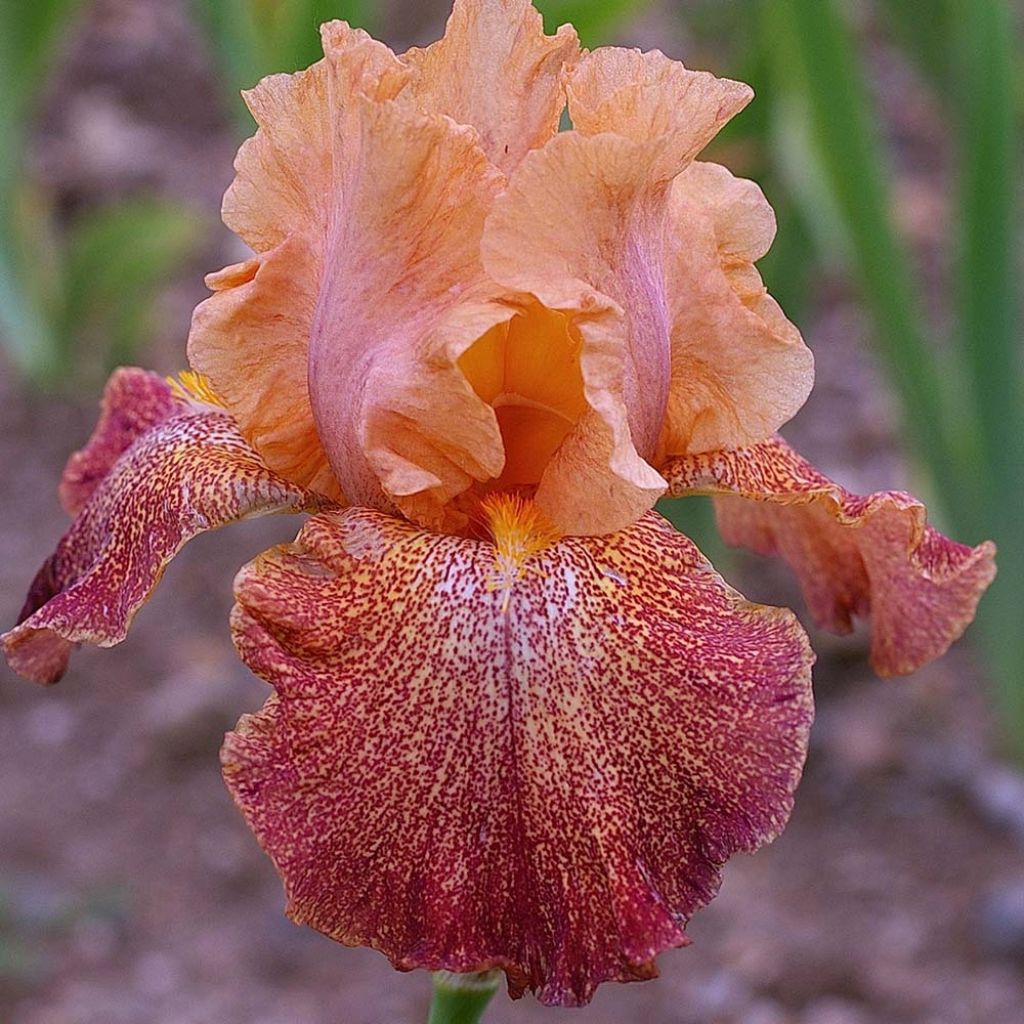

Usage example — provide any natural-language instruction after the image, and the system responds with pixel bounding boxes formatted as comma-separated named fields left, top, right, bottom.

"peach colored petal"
left=189, top=24, right=415, bottom=504
left=566, top=47, right=752, bottom=182
left=188, top=237, right=341, bottom=499
left=663, top=436, right=996, bottom=675
left=188, top=25, right=407, bottom=501
left=483, top=131, right=679, bottom=534
left=194, top=21, right=524, bottom=530
left=2, top=369, right=330, bottom=685
left=458, top=301, right=587, bottom=494
left=223, top=23, right=408, bottom=254
left=308, top=93, right=511, bottom=530
left=479, top=49, right=756, bottom=535
left=656, top=162, right=814, bottom=459
left=403, top=0, right=579, bottom=174
left=223, top=506, right=814, bottom=1005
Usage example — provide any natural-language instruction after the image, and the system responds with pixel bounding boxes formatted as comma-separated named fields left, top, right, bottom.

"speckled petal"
left=2, top=369, right=329, bottom=685
left=663, top=436, right=997, bottom=675
left=57, top=365, right=179, bottom=516
left=403, top=0, right=579, bottom=174
left=223, top=507, right=814, bottom=1006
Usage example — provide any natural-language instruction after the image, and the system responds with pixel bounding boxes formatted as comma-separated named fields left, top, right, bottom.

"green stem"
left=427, top=971, right=501, bottom=1024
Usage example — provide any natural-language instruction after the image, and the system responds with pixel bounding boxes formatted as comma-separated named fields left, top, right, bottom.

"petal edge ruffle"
left=663, top=436, right=996, bottom=675
left=2, top=369, right=330, bottom=684
left=223, top=506, right=813, bottom=1005
left=403, top=0, right=580, bottom=174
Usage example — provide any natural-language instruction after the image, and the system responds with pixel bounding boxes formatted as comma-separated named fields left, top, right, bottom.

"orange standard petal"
left=2, top=369, right=330, bottom=685
left=189, top=8, right=811, bottom=539
left=223, top=502, right=814, bottom=1006
left=307, top=89, right=510, bottom=528
left=663, top=436, right=997, bottom=675
left=480, top=46, right=799, bottom=535
left=188, top=25, right=412, bottom=503
left=403, top=0, right=580, bottom=174
left=566, top=46, right=753, bottom=182
left=656, top=162, right=814, bottom=459
left=189, top=21, right=520, bottom=532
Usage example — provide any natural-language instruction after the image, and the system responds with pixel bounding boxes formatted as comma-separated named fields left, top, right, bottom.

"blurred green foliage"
left=0, top=1, right=201, bottom=387
left=535, top=0, right=655, bottom=45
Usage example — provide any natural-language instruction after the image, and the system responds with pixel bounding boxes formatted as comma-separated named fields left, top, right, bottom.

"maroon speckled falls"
left=3, top=0, right=995, bottom=1008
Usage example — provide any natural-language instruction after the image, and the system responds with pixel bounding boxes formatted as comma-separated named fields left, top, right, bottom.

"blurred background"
left=0, top=0, right=1022, bottom=1021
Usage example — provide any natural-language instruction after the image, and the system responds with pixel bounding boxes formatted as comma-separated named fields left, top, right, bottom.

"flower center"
left=460, top=302, right=587, bottom=490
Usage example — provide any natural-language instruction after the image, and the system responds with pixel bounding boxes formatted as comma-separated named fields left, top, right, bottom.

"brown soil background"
left=2, top=2, right=1023, bottom=1022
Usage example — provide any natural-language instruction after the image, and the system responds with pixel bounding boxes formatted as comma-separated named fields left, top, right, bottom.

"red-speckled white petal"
left=3, top=369, right=329, bottom=684
left=663, top=436, right=996, bottom=675
left=223, top=507, right=814, bottom=1005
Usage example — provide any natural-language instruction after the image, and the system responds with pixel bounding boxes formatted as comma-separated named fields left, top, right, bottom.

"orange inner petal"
left=459, top=303, right=587, bottom=490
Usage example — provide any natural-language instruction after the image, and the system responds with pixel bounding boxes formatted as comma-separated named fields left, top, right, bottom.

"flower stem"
left=427, top=970, right=501, bottom=1024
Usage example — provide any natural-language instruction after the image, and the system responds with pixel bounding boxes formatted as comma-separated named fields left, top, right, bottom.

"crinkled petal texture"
left=1, top=369, right=328, bottom=685
left=403, top=0, right=579, bottom=174
left=663, top=436, right=997, bottom=675
left=480, top=48, right=812, bottom=533
left=306, top=91, right=510, bottom=530
left=189, top=9, right=812, bottom=537
left=188, top=10, right=582, bottom=532
left=188, top=25, right=411, bottom=503
left=223, top=507, right=814, bottom=1006
left=655, top=161, right=813, bottom=459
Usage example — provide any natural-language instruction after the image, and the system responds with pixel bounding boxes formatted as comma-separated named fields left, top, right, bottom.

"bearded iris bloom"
left=3, top=0, right=995, bottom=1008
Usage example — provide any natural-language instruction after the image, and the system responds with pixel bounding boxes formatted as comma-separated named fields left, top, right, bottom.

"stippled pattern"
left=58, top=367, right=179, bottom=516
left=3, top=369, right=330, bottom=685
left=662, top=436, right=997, bottom=676
left=223, top=507, right=814, bottom=1006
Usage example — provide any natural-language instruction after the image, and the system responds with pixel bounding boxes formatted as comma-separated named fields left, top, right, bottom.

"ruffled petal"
left=482, top=131, right=672, bottom=534
left=2, top=369, right=330, bottom=685
left=188, top=25, right=407, bottom=501
left=191, top=22, right=515, bottom=531
left=403, top=0, right=579, bottom=174
left=566, top=47, right=752, bottom=182
left=656, top=162, right=814, bottom=458
left=308, top=91, right=510, bottom=529
left=188, top=237, right=340, bottom=499
left=223, top=506, right=814, bottom=1006
left=222, top=24, right=408, bottom=254
left=480, top=50, right=754, bottom=536
left=57, top=364, right=179, bottom=516
left=663, top=436, right=997, bottom=675
left=188, top=25, right=412, bottom=502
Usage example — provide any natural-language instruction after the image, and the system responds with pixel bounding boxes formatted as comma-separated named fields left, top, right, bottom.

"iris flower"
left=3, top=0, right=995, bottom=1008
